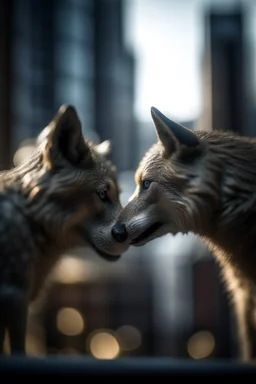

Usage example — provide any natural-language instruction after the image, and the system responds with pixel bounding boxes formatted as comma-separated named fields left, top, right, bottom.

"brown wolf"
left=0, top=105, right=127, bottom=355
left=112, top=106, right=256, bottom=361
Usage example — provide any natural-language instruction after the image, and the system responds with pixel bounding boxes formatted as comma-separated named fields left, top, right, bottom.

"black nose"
left=111, top=224, right=127, bottom=243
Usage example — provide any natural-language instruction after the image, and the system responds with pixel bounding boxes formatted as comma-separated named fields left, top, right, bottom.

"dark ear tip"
left=55, top=105, right=81, bottom=127
left=58, top=104, right=78, bottom=117
left=151, top=106, right=165, bottom=122
left=150, top=106, right=158, bottom=116
left=50, top=104, right=81, bottom=135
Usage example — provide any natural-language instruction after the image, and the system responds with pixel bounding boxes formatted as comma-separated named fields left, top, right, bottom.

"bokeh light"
left=56, top=307, right=84, bottom=336
left=116, top=325, right=142, bottom=351
left=89, top=330, right=120, bottom=360
left=187, top=330, right=215, bottom=359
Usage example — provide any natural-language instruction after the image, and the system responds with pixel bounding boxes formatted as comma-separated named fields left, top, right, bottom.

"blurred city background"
left=1, top=0, right=256, bottom=360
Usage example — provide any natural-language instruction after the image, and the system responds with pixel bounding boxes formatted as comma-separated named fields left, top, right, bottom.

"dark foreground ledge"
left=0, top=356, right=256, bottom=378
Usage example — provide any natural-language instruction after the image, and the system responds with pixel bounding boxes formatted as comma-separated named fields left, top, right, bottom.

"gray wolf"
left=112, top=106, right=256, bottom=361
left=0, top=105, right=126, bottom=355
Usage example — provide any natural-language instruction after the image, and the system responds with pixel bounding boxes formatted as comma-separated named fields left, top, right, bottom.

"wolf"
left=111, top=106, right=256, bottom=361
left=0, top=104, right=127, bottom=355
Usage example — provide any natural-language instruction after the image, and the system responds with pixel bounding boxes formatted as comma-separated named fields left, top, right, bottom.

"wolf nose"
left=111, top=224, right=127, bottom=243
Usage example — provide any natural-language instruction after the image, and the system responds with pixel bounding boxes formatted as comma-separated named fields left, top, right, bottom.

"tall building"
left=10, top=0, right=95, bottom=154
left=94, top=0, right=137, bottom=172
left=3, top=0, right=136, bottom=170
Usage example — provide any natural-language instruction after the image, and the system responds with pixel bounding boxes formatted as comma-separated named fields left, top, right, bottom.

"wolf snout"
left=111, top=223, right=127, bottom=243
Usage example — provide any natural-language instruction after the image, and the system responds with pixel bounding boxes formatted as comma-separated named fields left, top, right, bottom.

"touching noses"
left=111, top=224, right=127, bottom=243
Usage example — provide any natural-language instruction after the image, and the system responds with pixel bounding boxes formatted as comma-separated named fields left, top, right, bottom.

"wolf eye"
left=98, top=190, right=108, bottom=201
left=142, top=180, right=151, bottom=190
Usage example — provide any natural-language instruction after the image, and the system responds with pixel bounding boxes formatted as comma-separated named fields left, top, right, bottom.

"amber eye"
left=98, top=190, right=108, bottom=201
left=141, top=180, right=151, bottom=190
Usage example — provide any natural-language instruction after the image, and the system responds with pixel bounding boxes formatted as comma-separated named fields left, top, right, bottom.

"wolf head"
left=14, top=105, right=129, bottom=260
left=112, top=106, right=225, bottom=247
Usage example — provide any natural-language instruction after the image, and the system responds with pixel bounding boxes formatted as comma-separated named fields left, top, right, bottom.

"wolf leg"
left=8, top=308, right=27, bottom=355
left=8, top=292, right=27, bottom=355
left=0, top=286, right=27, bottom=355
left=233, top=287, right=256, bottom=361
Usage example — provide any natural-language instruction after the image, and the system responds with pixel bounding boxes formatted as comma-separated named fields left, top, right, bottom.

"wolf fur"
left=113, top=106, right=256, bottom=361
left=0, top=105, right=126, bottom=355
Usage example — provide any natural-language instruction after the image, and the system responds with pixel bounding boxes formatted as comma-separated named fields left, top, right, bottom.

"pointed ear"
left=94, top=140, right=111, bottom=157
left=43, top=105, right=92, bottom=169
left=151, top=107, right=200, bottom=157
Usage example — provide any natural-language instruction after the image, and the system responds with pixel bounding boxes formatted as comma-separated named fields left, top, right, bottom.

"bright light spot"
left=89, top=331, right=120, bottom=360
left=125, top=0, right=203, bottom=122
left=187, top=330, right=215, bottom=359
left=54, top=256, right=87, bottom=284
left=56, top=307, right=84, bottom=336
left=116, top=325, right=142, bottom=351
left=13, top=144, right=35, bottom=166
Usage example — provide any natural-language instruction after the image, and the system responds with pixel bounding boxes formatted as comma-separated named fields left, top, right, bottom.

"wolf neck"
left=195, top=132, right=256, bottom=279
left=0, top=151, right=75, bottom=255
